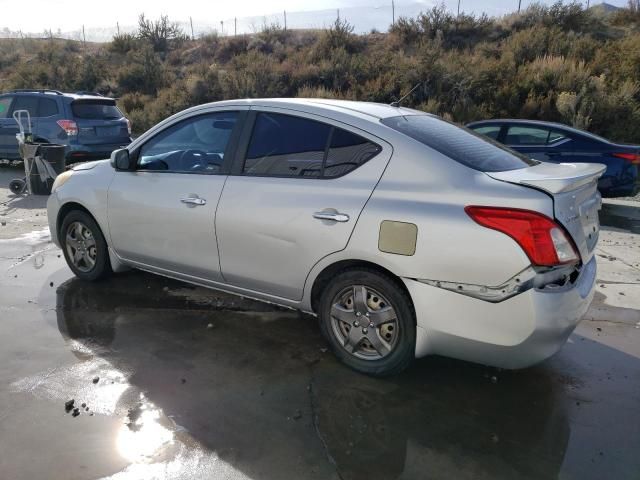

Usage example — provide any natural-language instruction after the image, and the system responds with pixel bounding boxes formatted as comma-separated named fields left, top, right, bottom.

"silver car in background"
left=47, top=99, right=603, bottom=376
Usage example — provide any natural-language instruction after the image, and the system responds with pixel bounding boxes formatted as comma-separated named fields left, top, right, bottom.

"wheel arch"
left=309, top=259, right=414, bottom=315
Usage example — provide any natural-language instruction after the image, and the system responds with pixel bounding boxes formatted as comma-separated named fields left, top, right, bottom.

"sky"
left=0, top=0, right=629, bottom=36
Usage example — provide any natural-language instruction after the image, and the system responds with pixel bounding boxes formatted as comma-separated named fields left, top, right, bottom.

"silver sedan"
left=47, top=99, right=603, bottom=376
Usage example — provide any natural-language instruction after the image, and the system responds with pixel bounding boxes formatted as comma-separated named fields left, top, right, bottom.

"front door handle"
left=313, top=211, right=350, bottom=222
left=180, top=196, right=207, bottom=207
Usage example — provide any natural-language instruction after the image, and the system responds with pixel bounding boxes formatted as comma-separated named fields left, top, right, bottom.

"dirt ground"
left=0, top=163, right=639, bottom=480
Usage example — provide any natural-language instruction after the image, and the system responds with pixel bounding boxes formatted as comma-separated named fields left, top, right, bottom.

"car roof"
left=466, top=118, right=611, bottom=144
left=197, top=98, right=423, bottom=121
left=3, top=90, right=113, bottom=101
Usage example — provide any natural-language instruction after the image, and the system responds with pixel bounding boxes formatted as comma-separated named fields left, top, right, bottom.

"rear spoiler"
left=486, top=162, right=606, bottom=194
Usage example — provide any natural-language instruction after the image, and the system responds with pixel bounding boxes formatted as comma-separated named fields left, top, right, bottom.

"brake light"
left=56, top=119, right=78, bottom=136
left=612, top=152, right=640, bottom=165
left=125, top=118, right=132, bottom=135
left=465, top=206, right=579, bottom=267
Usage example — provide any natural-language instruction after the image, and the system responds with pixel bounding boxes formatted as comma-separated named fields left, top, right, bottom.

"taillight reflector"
left=465, top=206, right=579, bottom=267
left=612, top=152, right=640, bottom=165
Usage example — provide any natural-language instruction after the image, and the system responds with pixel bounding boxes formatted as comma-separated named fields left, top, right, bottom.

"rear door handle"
left=313, top=211, right=350, bottom=222
left=180, top=196, right=207, bottom=206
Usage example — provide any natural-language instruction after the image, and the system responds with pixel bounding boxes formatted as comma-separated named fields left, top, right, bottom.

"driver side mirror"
left=110, top=148, right=131, bottom=171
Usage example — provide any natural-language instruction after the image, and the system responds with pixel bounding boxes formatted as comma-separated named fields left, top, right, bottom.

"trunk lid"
left=487, top=162, right=606, bottom=263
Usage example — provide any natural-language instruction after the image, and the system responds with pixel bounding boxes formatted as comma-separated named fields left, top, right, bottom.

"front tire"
left=60, top=210, right=112, bottom=281
left=319, top=268, right=416, bottom=376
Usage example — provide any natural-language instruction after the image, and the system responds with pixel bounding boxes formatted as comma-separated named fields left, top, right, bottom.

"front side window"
left=0, top=96, right=13, bottom=118
left=471, top=125, right=501, bottom=140
left=244, top=113, right=330, bottom=177
left=381, top=115, right=537, bottom=172
left=138, top=111, right=238, bottom=174
left=243, top=112, right=381, bottom=178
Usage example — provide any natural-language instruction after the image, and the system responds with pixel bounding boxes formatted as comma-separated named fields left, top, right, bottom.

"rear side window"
left=38, top=98, right=59, bottom=117
left=505, top=126, right=549, bottom=145
left=10, top=96, right=39, bottom=117
left=72, top=100, right=122, bottom=120
left=324, top=128, right=381, bottom=178
left=382, top=115, right=537, bottom=172
left=243, top=112, right=381, bottom=178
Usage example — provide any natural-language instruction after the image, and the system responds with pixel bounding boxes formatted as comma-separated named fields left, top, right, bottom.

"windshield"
left=381, top=114, right=538, bottom=172
left=71, top=100, right=123, bottom=120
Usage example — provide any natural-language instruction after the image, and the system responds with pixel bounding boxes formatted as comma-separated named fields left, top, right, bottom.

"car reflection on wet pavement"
left=1, top=227, right=639, bottom=480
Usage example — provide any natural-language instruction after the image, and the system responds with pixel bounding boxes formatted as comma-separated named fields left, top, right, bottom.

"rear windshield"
left=381, top=115, right=538, bottom=172
left=71, top=100, right=123, bottom=120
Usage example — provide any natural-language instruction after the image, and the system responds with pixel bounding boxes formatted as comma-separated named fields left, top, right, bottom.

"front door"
left=216, top=109, right=391, bottom=301
left=0, top=95, right=18, bottom=158
left=107, top=109, right=243, bottom=282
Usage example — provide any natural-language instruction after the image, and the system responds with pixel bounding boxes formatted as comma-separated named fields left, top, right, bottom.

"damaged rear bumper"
left=405, top=256, right=597, bottom=369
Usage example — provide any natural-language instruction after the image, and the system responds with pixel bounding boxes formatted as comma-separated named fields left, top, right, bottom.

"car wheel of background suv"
left=319, top=268, right=416, bottom=376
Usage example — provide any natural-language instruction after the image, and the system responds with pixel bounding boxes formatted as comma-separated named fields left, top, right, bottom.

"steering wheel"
left=177, top=149, right=208, bottom=171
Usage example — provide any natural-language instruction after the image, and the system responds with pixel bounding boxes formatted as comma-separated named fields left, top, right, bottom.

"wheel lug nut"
left=354, top=321, right=360, bottom=327
left=369, top=322, right=374, bottom=328
left=365, top=313, right=369, bottom=317
left=362, top=328, right=368, bottom=334
left=356, top=312, right=361, bottom=317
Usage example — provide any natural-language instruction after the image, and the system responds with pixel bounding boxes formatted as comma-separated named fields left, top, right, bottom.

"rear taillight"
left=125, top=118, right=132, bottom=135
left=465, top=206, right=579, bottom=267
left=612, top=152, right=640, bottom=165
left=56, top=119, right=78, bottom=136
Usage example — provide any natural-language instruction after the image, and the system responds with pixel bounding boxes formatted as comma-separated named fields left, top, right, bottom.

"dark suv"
left=0, top=89, right=131, bottom=164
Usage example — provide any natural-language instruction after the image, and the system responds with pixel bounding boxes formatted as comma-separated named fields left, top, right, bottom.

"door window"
left=243, top=112, right=381, bottom=178
left=471, top=125, right=501, bottom=140
left=0, top=97, right=12, bottom=118
left=547, top=130, right=567, bottom=143
left=138, top=111, right=238, bottom=174
left=505, top=126, right=552, bottom=145
left=324, top=128, right=381, bottom=178
left=38, top=98, right=59, bottom=117
left=9, top=96, right=38, bottom=117
left=244, top=112, right=330, bottom=177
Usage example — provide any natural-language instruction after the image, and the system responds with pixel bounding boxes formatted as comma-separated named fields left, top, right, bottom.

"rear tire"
left=318, top=268, right=416, bottom=376
left=60, top=210, right=112, bottom=281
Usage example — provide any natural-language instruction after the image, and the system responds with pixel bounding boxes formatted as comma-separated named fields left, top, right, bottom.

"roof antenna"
left=390, top=82, right=422, bottom=108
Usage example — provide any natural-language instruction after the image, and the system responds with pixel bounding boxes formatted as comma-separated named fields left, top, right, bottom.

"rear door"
left=108, top=109, right=244, bottom=281
left=216, top=108, right=391, bottom=301
left=71, top=98, right=130, bottom=145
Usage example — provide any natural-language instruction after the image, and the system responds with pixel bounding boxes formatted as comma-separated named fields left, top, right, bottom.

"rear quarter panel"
left=303, top=133, right=555, bottom=308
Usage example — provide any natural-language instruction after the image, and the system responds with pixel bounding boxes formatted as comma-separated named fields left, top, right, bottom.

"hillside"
left=1, top=1, right=640, bottom=142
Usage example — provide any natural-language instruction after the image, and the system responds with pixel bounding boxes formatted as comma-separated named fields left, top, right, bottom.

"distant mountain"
left=589, top=2, right=621, bottom=15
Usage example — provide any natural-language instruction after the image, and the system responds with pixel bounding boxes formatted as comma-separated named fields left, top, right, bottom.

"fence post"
left=284, top=10, right=287, bottom=30
left=392, top=0, right=395, bottom=25
left=190, top=16, right=195, bottom=40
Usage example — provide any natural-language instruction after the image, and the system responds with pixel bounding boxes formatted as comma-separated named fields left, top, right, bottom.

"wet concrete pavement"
left=1, top=209, right=639, bottom=479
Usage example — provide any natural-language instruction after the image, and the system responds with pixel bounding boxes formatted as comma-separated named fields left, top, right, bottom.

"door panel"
left=108, top=172, right=227, bottom=280
left=216, top=109, right=392, bottom=300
